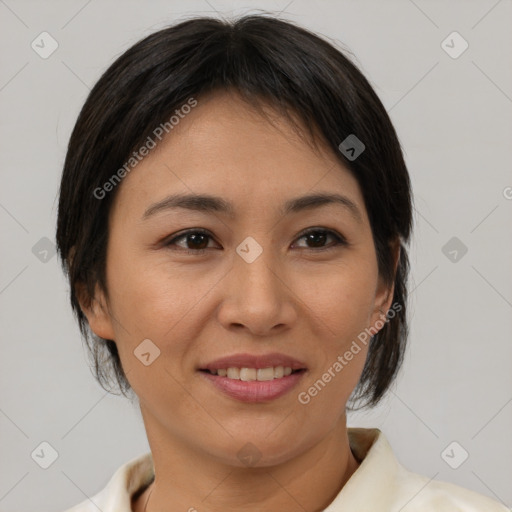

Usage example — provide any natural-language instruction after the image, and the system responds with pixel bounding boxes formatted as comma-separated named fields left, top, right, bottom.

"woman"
left=56, top=14, right=507, bottom=512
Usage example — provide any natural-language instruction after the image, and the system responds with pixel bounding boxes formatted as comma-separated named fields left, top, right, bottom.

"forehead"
left=111, top=90, right=366, bottom=222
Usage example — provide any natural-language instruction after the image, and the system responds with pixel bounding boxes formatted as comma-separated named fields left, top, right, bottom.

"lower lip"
left=199, top=370, right=306, bottom=403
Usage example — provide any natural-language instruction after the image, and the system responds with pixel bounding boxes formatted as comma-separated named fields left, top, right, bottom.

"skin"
left=79, top=89, right=399, bottom=512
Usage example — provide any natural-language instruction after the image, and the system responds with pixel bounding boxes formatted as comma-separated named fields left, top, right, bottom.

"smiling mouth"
left=199, top=366, right=306, bottom=381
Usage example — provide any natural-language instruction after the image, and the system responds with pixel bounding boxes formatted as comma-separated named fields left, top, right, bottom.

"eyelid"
left=292, top=227, right=348, bottom=249
left=163, top=228, right=217, bottom=250
left=163, top=227, right=347, bottom=253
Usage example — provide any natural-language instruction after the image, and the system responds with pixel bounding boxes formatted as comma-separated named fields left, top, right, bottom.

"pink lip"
left=199, top=370, right=306, bottom=403
left=198, top=352, right=308, bottom=403
left=199, top=352, right=307, bottom=371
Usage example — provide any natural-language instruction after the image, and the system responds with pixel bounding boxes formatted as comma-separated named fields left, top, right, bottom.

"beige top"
left=62, top=428, right=508, bottom=511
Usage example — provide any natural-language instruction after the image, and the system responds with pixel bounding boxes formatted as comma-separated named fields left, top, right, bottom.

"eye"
left=164, top=229, right=218, bottom=255
left=163, top=227, right=347, bottom=256
left=292, top=228, right=347, bottom=251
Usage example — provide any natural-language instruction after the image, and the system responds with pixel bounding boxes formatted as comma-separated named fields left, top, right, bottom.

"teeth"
left=256, top=367, right=274, bottom=381
left=240, top=368, right=256, bottom=381
left=227, top=367, right=240, bottom=379
left=208, top=366, right=298, bottom=380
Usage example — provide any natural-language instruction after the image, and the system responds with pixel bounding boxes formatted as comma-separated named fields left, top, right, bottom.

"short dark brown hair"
left=56, top=13, right=413, bottom=410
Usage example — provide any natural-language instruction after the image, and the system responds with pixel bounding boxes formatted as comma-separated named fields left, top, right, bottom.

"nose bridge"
left=218, top=236, right=296, bottom=334
left=234, top=237, right=283, bottom=303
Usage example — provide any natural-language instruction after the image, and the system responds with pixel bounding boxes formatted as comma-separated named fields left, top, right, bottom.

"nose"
left=216, top=247, right=298, bottom=336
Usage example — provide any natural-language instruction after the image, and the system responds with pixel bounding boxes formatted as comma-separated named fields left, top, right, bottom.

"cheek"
left=293, top=258, right=376, bottom=403
left=106, top=244, right=205, bottom=327
left=297, top=258, right=379, bottom=339
left=295, top=271, right=373, bottom=417
left=104, top=249, right=231, bottom=388
left=107, top=241, right=379, bottom=348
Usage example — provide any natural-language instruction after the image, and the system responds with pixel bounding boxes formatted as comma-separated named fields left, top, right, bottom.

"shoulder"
left=390, top=463, right=509, bottom=512
left=341, top=428, right=509, bottom=512
left=59, top=452, right=154, bottom=512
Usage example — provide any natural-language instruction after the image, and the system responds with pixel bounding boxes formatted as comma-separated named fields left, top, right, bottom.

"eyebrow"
left=142, top=192, right=363, bottom=224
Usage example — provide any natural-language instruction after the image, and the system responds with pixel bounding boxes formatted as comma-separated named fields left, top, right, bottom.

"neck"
left=132, top=411, right=360, bottom=512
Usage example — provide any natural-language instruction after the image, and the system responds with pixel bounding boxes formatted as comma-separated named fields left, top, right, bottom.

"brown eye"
left=165, top=229, right=218, bottom=254
left=293, top=229, right=347, bottom=250
left=163, top=227, right=347, bottom=256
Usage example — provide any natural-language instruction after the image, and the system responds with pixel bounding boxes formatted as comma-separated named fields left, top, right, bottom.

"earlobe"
left=372, top=280, right=395, bottom=327
left=75, top=281, right=116, bottom=340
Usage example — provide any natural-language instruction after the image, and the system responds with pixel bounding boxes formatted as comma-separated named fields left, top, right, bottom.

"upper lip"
left=200, top=352, right=307, bottom=371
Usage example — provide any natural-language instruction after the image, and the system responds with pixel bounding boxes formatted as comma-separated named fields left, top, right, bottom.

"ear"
left=75, top=281, right=116, bottom=341
left=369, top=239, right=401, bottom=329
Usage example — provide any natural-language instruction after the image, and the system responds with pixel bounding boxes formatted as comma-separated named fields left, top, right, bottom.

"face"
left=81, top=90, right=396, bottom=467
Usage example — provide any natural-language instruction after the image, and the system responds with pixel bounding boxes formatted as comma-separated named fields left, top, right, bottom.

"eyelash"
left=163, top=228, right=347, bottom=256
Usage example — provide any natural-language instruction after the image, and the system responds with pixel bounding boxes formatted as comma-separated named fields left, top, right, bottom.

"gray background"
left=0, top=0, right=511, bottom=511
